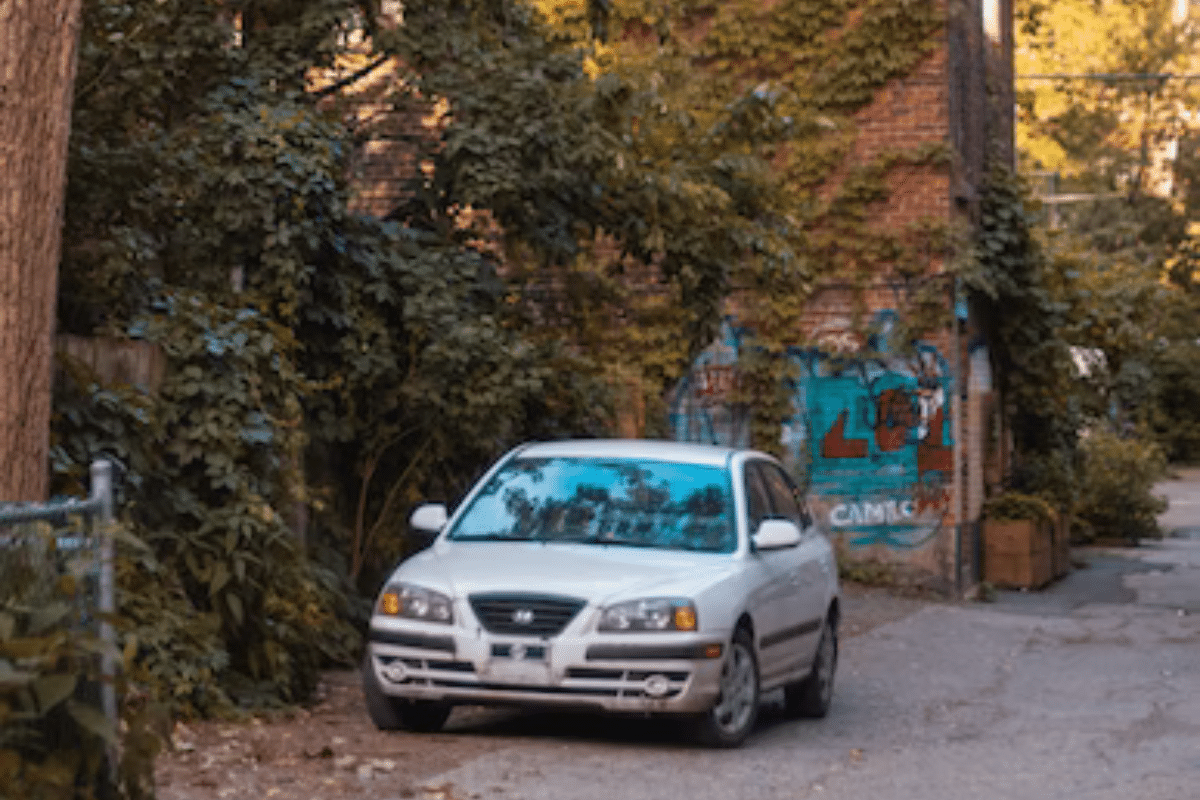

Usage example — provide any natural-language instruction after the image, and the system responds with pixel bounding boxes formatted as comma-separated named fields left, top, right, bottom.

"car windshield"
left=448, top=456, right=736, bottom=553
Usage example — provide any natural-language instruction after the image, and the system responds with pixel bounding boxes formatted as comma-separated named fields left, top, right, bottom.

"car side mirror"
left=410, top=503, right=449, bottom=534
left=753, top=519, right=803, bottom=551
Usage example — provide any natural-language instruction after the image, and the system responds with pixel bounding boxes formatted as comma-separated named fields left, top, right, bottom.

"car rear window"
left=448, top=456, right=736, bottom=553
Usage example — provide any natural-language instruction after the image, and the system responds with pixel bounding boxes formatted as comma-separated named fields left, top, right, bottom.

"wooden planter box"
left=983, top=518, right=1054, bottom=589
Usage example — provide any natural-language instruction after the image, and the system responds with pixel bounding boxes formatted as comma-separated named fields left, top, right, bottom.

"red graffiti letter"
left=875, top=389, right=916, bottom=452
left=822, top=410, right=868, bottom=459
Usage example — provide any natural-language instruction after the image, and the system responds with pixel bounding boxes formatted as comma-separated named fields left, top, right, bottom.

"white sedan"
left=362, top=439, right=840, bottom=747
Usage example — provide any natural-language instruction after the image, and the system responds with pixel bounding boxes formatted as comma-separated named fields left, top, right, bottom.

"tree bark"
left=0, top=0, right=84, bottom=501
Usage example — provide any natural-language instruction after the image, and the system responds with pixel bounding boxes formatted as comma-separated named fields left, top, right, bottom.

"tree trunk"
left=0, top=0, right=84, bottom=501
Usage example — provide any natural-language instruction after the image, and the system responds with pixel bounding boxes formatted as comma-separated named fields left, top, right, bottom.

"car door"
left=743, top=460, right=805, bottom=683
left=756, top=463, right=828, bottom=675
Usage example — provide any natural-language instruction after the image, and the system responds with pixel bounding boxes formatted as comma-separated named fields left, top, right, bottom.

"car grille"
left=468, top=593, right=586, bottom=637
left=375, top=655, right=692, bottom=700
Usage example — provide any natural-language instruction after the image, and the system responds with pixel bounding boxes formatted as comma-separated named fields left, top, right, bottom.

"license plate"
left=486, top=659, right=550, bottom=686
left=486, top=642, right=551, bottom=685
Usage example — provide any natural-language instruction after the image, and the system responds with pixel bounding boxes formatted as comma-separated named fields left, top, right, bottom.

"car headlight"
left=377, top=583, right=454, bottom=624
left=598, top=598, right=698, bottom=632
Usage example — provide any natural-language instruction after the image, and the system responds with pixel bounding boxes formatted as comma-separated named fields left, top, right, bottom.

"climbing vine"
left=526, top=0, right=953, bottom=459
left=52, top=0, right=965, bottom=716
left=967, top=164, right=1081, bottom=506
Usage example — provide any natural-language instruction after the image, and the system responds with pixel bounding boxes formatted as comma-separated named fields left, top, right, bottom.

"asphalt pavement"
left=391, top=472, right=1200, bottom=800
left=991, top=466, right=1200, bottom=616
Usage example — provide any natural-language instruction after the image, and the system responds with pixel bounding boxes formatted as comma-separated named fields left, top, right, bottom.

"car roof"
left=513, top=439, right=748, bottom=468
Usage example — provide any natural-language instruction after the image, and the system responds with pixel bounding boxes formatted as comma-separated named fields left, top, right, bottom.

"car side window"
left=743, top=463, right=772, bottom=533
left=757, top=463, right=801, bottom=526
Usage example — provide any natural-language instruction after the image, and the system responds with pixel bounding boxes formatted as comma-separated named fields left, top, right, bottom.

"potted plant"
left=981, top=492, right=1059, bottom=589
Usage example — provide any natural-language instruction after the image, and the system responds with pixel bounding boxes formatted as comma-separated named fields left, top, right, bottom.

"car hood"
left=394, top=541, right=738, bottom=604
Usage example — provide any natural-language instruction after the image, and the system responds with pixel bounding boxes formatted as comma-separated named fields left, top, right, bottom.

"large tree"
left=1015, top=0, right=1200, bottom=460
left=0, top=0, right=84, bottom=501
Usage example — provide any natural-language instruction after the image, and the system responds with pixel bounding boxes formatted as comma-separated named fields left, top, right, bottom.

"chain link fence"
left=0, top=460, right=118, bottom=783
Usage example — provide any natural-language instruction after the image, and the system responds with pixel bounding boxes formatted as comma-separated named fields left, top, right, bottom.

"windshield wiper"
left=450, top=532, right=534, bottom=542
left=558, top=535, right=662, bottom=549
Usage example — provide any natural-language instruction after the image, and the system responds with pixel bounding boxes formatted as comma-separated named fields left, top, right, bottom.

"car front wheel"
left=695, top=628, right=759, bottom=748
left=784, top=614, right=837, bottom=718
left=362, top=654, right=452, bottom=733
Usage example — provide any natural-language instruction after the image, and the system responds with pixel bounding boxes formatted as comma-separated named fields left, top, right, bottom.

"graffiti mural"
left=670, top=313, right=955, bottom=550
left=668, top=320, right=752, bottom=448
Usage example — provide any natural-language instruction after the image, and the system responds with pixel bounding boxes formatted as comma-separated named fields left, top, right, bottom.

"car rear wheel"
left=784, top=613, right=837, bottom=718
left=362, top=654, right=452, bottom=733
left=695, top=628, right=759, bottom=748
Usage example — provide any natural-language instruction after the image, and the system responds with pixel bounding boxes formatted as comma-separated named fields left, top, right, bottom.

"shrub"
left=0, top=523, right=160, bottom=800
left=114, top=534, right=233, bottom=720
left=981, top=491, right=1058, bottom=524
left=1149, top=337, right=1200, bottom=464
left=51, top=358, right=361, bottom=718
left=1074, top=428, right=1168, bottom=543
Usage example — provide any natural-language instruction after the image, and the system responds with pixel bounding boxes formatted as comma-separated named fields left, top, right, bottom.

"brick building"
left=669, top=0, right=1014, bottom=592
left=343, top=1, right=1015, bottom=592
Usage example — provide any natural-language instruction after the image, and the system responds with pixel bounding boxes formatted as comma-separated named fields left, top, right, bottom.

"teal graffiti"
left=670, top=313, right=955, bottom=549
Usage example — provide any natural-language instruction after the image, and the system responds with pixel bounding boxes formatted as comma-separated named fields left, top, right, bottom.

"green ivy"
left=522, top=0, right=953, bottom=455
left=968, top=164, right=1082, bottom=506
left=52, top=0, right=962, bottom=717
left=0, top=523, right=160, bottom=799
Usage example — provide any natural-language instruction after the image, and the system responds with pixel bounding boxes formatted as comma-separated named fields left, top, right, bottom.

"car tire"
left=784, top=613, right=837, bottom=719
left=361, top=653, right=452, bottom=733
left=398, top=699, right=453, bottom=733
left=694, top=627, right=759, bottom=748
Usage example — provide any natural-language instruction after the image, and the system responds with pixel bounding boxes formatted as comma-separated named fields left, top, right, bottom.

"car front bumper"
left=365, top=621, right=728, bottom=715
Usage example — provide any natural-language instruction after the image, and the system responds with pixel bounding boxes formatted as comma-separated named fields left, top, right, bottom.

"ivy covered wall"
left=329, top=0, right=1015, bottom=588
left=665, top=0, right=1014, bottom=589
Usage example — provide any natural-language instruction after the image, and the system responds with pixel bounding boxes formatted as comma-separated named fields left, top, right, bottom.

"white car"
left=362, top=439, right=840, bottom=747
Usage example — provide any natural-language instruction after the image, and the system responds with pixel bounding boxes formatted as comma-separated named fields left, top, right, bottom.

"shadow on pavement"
left=441, top=689, right=809, bottom=749
left=987, top=547, right=1160, bottom=615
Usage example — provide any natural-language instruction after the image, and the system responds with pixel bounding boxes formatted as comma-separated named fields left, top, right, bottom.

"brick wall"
left=671, top=0, right=1012, bottom=593
left=335, top=1, right=1010, bottom=592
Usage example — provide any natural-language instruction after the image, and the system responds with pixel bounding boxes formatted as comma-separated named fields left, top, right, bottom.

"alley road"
left=385, top=478, right=1200, bottom=800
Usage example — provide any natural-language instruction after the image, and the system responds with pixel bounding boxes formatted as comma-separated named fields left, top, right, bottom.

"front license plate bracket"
left=486, top=642, right=551, bottom=685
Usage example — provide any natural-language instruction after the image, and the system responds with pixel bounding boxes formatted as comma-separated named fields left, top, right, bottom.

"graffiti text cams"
left=830, top=499, right=914, bottom=527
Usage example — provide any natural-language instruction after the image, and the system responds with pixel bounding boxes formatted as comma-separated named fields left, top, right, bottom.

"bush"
left=114, top=534, right=233, bottom=720
left=1149, top=337, right=1200, bottom=464
left=0, top=523, right=160, bottom=800
left=981, top=491, right=1058, bottom=524
left=51, top=356, right=361, bottom=719
left=1074, top=428, right=1168, bottom=543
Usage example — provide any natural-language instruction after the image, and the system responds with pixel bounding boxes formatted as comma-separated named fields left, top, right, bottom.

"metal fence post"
left=89, top=460, right=118, bottom=743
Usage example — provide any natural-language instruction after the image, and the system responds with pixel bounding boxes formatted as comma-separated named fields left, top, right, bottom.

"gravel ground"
left=154, top=581, right=933, bottom=800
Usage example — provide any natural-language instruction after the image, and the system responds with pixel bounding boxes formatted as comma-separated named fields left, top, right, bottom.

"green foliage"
left=1026, top=193, right=1200, bottom=464
left=981, top=491, right=1057, bottom=524
left=112, top=532, right=232, bottom=719
left=806, top=0, right=943, bottom=110
left=970, top=165, right=1082, bottom=505
left=1015, top=0, right=1200, bottom=183
left=1147, top=235, right=1200, bottom=463
left=527, top=0, right=950, bottom=455
left=52, top=333, right=360, bottom=710
left=54, top=0, right=955, bottom=720
left=58, top=0, right=614, bottom=716
left=1148, top=335, right=1200, bottom=463
left=0, top=523, right=158, bottom=800
left=1074, top=428, right=1168, bottom=543
left=299, top=218, right=612, bottom=586
left=1015, top=0, right=1200, bottom=465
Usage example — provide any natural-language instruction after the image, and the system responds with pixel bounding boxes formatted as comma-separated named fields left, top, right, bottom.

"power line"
left=1018, top=72, right=1200, bottom=81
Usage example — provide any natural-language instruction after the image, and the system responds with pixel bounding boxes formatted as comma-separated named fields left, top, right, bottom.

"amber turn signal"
left=673, top=605, right=697, bottom=631
left=379, top=592, right=401, bottom=615
left=704, top=643, right=723, bottom=659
